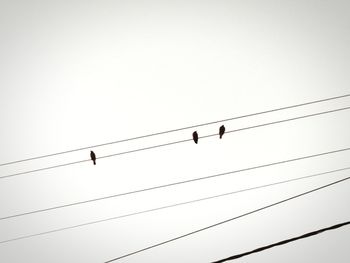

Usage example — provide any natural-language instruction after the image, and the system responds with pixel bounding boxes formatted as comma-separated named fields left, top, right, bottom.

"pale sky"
left=0, top=0, right=350, bottom=262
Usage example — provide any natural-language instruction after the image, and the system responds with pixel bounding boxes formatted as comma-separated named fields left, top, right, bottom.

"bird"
left=192, top=131, right=198, bottom=144
left=219, top=125, right=225, bottom=139
left=90, top=151, right=96, bottom=165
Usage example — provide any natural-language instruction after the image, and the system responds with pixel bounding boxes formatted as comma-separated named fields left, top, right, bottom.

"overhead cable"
left=212, top=221, right=350, bottom=262
left=1, top=147, right=350, bottom=221
left=2, top=105, right=350, bottom=180
left=0, top=166, right=348, bottom=244
left=104, top=175, right=350, bottom=262
left=1, top=93, right=349, bottom=167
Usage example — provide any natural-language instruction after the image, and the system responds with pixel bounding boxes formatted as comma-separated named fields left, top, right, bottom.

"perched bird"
left=219, top=125, right=225, bottom=139
left=90, top=151, right=96, bottom=165
left=192, top=131, right=198, bottom=144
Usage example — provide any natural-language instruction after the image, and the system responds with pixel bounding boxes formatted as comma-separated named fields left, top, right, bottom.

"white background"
left=0, top=0, right=350, bottom=262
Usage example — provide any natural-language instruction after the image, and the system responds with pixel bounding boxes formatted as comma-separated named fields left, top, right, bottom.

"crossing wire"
left=1, top=105, right=350, bottom=180
left=0, top=166, right=348, bottom=244
left=1, top=146, right=350, bottom=221
left=1, top=93, right=350, bottom=167
left=212, top=221, right=350, bottom=262
left=104, top=175, right=350, bottom=262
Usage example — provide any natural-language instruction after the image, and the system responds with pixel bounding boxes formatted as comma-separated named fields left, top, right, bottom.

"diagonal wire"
left=0, top=166, right=348, bottom=245
left=1, top=147, right=350, bottom=221
left=2, top=105, right=350, bottom=180
left=1, top=93, right=350, bottom=167
left=212, top=221, right=350, bottom=262
left=104, top=175, right=350, bottom=262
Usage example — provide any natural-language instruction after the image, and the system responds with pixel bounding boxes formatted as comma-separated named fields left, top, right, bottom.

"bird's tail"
left=220, top=134, right=222, bottom=139
left=93, top=160, right=96, bottom=165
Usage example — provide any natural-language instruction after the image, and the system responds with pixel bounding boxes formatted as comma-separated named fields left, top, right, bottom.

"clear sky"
left=0, top=0, right=349, bottom=262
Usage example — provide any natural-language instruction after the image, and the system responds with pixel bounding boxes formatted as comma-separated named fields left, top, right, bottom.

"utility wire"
left=2, top=105, right=350, bottom=180
left=104, top=175, right=350, bottom=262
left=0, top=166, right=348, bottom=245
left=1, top=93, right=350, bottom=167
left=1, top=146, right=349, bottom=221
left=212, top=221, right=350, bottom=262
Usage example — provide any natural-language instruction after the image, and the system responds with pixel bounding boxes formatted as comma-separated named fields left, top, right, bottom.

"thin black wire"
left=2, top=105, right=350, bottom=180
left=0, top=166, right=348, bottom=245
left=1, top=147, right=350, bottom=221
left=0, top=159, right=89, bottom=180
left=104, top=175, right=350, bottom=262
left=212, top=221, right=350, bottom=262
left=1, top=93, right=350, bottom=167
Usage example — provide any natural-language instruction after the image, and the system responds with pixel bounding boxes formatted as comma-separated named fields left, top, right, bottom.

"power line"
left=1, top=146, right=349, bottom=221
left=1, top=166, right=348, bottom=244
left=1, top=93, right=350, bottom=167
left=2, top=105, right=350, bottom=180
left=104, top=175, right=350, bottom=262
left=212, top=221, right=350, bottom=262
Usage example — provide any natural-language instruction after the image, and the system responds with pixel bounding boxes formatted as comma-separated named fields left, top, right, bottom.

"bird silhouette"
left=90, top=151, right=96, bottom=165
left=192, top=131, right=198, bottom=144
left=219, top=125, right=225, bottom=139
